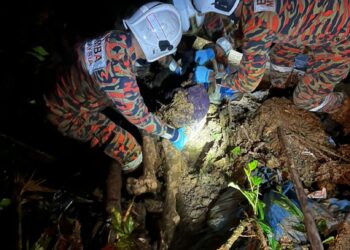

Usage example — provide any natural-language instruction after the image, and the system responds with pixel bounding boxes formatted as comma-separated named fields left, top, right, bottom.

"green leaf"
left=257, top=220, right=272, bottom=235
left=0, top=198, right=11, bottom=208
left=125, top=217, right=134, bottom=235
left=242, top=190, right=255, bottom=203
left=248, top=160, right=258, bottom=171
left=33, top=46, right=49, bottom=56
left=244, top=168, right=250, bottom=179
left=267, top=235, right=280, bottom=250
left=251, top=176, right=263, bottom=186
left=257, top=200, right=265, bottom=220
left=317, top=219, right=327, bottom=234
left=322, top=236, right=335, bottom=245
left=257, top=220, right=281, bottom=250
left=274, top=192, right=303, bottom=220
left=231, top=146, right=241, bottom=156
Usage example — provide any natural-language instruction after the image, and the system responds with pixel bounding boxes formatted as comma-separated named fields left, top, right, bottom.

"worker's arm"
left=222, top=13, right=277, bottom=92
left=101, top=75, right=176, bottom=139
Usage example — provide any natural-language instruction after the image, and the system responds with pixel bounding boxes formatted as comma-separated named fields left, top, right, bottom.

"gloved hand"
left=170, top=127, right=188, bottom=151
left=195, top=48, right=215, bottom=65
left=175, top=66, right=183, bottom=75
left=219, top=85, right=235, bottom=98
left=194, top=66, right=213, bottom=85
left=209, top=84, right=241, bottom=104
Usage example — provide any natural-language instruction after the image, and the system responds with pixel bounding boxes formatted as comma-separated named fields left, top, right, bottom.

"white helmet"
left=193, top=0, right=240, bottom=16
left=172, top=0, right=205, bottom=33
left=123, top=2, right=182, bottom=62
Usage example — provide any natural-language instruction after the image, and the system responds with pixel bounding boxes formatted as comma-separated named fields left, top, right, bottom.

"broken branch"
left=277, top=127, right=324, bottom=250
left=217, top=219, right=251, bottom=250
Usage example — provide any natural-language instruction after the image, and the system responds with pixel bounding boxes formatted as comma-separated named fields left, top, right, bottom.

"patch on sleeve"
left=84, top=36, right=107, bottom=75
left=254, top=0, right=276, bottom=12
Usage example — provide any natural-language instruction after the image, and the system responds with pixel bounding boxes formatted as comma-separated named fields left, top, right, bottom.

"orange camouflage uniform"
left=222, top=0, right=350, bottom=112
left=44, top=31, right=176, bottom=166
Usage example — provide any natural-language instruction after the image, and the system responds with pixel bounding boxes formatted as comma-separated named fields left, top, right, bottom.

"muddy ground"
left=124, top=88, right=350, bottom=249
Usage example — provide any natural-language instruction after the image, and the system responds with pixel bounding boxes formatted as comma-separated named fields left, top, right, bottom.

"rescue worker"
left=192, top=0, right=350, bottom=114
left=44, top=2, right=187, bottom=175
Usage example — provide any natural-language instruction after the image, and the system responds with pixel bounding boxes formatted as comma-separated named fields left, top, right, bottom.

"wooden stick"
left=217, top=219, right=251, bottom=250
left=277, top=127, right=324, bottom=250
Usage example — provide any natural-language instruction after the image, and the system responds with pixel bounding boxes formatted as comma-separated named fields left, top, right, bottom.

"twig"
left=277, top=127, right=324, bottom=250
left=123, top=197, right=135, bottom=223
left=217, top=219, right=251, bottom=250
left=254, top=220, right=269, bottom=250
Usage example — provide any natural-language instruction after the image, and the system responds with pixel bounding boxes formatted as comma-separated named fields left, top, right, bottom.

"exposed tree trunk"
left=106, top=161, right=122, bottom=214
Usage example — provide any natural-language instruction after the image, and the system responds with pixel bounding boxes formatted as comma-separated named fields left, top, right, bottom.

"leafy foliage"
left=229, top=160, right=281, bottom=249
left=111, top=209, right=135, bottom=240
left=110, top=206, right=136, bottom=250
left=229, top=160, right=264, bottom=219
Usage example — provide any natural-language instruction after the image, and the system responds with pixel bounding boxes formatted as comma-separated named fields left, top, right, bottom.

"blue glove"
left=175, top=66, right=183, bottom=75
left=194, top=66, right=213, bottom=85
left=209, top=84, right=240, bottom=104
left=170, top=127, right=188, bottom=151
left=219, top=85, right=235, bottom=99
left=195, top=48, right=215, bottom=65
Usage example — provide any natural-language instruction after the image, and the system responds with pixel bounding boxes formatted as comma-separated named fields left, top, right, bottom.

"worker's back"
left=241, top=0, right=350, bottom=46
left=44, top=30, right=135, bottom=115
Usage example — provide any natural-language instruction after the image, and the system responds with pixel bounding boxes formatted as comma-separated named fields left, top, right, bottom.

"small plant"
left=228, top=160, right=280, bottom=249
left=322, top=236, right=335, bottom=245
left=110, top=202, right=136, bottom=250
left=229, top=160, right=264, bottom=219
left=27, top=46, right=49, bottom=62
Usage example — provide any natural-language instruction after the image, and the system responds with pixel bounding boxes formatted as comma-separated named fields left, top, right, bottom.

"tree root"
left=217, top=219, right=252, bottom=250
left=105, top=161, right=122, bottom=214
left=159, top=140, right=185, bottom=250
left=126, top=133, right=161, bottom=196
left=126, top=176, right=160, bottom=196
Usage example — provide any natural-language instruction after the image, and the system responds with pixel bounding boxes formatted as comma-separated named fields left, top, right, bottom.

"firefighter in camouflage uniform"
left=44, top=2, right=187, bottom=173
left=192, top=0, right=350, bottom=114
